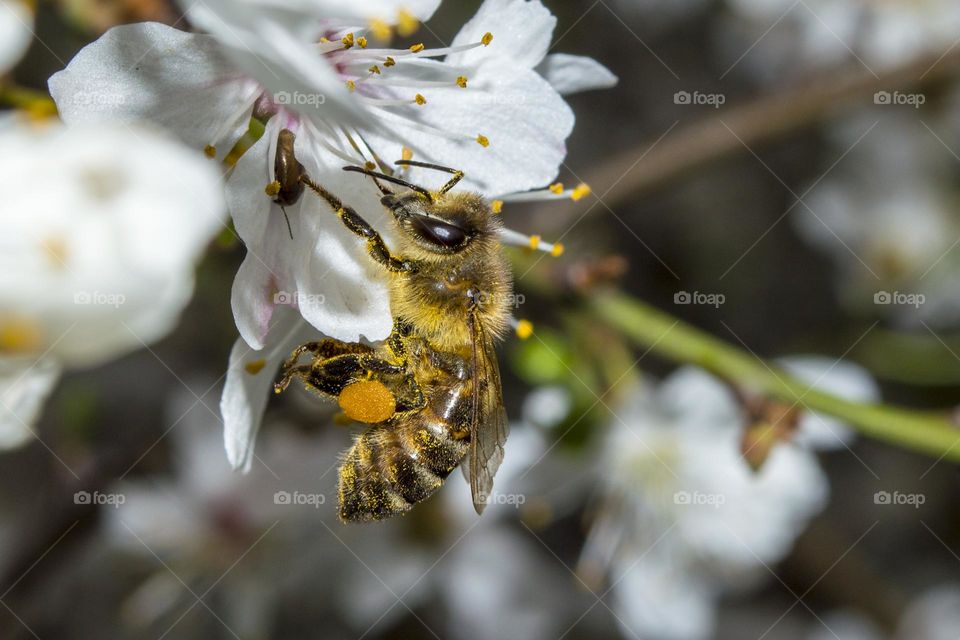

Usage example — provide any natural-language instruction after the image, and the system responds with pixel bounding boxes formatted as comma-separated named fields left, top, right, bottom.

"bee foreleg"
left=300, top=177, right=414, bottom=273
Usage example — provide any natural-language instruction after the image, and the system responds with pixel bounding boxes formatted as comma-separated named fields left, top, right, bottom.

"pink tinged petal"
left=48, top=22, right=258, bottom=158
left=231, top=253, right=277, bottom=351
left=0, top=357, right=61, bottom=450
left=447, top=0, right=556, bottom=69
left=536, top=53, right=619, bottom=95
left=181, top=1, right=369, bottom=131
left=221, top=307, right=316, bottom=472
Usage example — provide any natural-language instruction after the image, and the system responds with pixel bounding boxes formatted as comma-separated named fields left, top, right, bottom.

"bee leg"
left=394, top=159, right=464, bottom=194
left=276, top=353, right=425, bottom=415
left=299, top=176, right=414, bottom=273
left=281, top=339, right=372, bottom=372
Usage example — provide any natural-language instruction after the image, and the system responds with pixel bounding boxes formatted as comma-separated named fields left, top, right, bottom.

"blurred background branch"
left=594, top=293, right=960, bottom=461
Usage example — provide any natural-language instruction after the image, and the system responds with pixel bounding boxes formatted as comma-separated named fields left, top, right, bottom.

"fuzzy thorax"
left=388, top=192, right=513, bottom=351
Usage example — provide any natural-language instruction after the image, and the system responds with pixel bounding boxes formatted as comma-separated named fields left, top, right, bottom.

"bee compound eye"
left=409, top=215, right=469, bottom=250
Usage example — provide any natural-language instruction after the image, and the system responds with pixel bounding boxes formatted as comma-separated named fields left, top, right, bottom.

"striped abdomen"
left=337, top=383, right=471, bottom=522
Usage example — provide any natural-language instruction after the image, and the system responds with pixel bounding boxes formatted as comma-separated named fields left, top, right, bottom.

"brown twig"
left=536, top=48, right=960, bottom=229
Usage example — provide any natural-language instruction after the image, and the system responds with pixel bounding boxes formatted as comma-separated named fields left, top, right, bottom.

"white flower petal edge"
left=221, top=307, right=319, bottom=471
left=535, top=53, right=619, bottom=95
left=0, top=1, right=32, bottom=74
left=0, top=357, right=60, bottom=450
left=448, top=0, right=556, bottom=69
left=49, top=23, right=258, bottom=162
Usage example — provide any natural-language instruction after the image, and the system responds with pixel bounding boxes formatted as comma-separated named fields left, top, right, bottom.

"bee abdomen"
left=338, top=417, right=468, bottom=522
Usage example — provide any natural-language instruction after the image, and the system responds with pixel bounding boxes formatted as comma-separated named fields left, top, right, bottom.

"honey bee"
left=272, top=129, right=511, bottom=522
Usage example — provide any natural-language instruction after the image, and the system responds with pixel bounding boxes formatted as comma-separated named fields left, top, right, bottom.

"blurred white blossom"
left=725, top=0, right=960, bottom=75
left=895, top=583, right=960, bottom=640
left=579, top=361, right=883, bottom=639
left=0, top=122, right=225, bottom=449
left=795, top=114, right=960, bottom=327
left=0, top=0, right=32, bottom=74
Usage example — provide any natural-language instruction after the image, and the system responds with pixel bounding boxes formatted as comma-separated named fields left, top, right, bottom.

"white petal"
left=48, top=22, right=257, bottom=158
left=613, top=555, right=717, bottom=640
left=227, top=123, right=393, bottom=346
left=291, top=142, right=394, bottom=342
left=535, top=53, right=618, bottom=95
left=364, top=58, right=574, bottom=195
left=221, top=307, right=317, bottom=471
left=447, top=0, right=556, bottom=69
left=0, top=1, right=32, bottom=74
left=0, top=357, right=60, bottom=450
left=0, top=122, right=225, bottom=369
left=180, top=0, right=369, bottom=130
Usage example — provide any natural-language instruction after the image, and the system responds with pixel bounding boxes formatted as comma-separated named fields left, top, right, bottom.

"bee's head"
left=382, top=190, right=500, bottom=260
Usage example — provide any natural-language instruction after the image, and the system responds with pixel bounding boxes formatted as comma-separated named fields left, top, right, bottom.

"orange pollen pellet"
left=338, top=380, right=397, bottom=424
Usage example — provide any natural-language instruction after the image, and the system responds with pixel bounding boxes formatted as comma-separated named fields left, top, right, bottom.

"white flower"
left=48, top=0, right=614, bottom=470
left=50, top=0, right=616, bottom=347
left=0, top=122, right=225, bottom=449
left=795, top=114, right=960, bottom=327
left=581, top=367, right=833, bottom=640
left=0, top=0, right=32, bottom=74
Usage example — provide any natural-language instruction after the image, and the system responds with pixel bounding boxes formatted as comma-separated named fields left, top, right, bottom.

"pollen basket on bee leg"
left=338, top=380, right=397, bottom=424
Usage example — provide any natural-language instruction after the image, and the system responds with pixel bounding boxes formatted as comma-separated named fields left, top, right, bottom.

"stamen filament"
left=500, top=228, right=565, bottom=257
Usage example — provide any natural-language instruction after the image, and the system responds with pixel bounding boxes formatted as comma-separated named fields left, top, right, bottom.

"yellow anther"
left=244, top=359, right=267, bottom=375
left=320, top=36, right=330, bottom=43
left=549, top=182, right=564, bottom=195
left=476, top=134, right=490, bottom=147
left=0, top=317, right=42, bottom=354
left=550, top=243, right=565, bottom=257
left=365, top=161, right=377, bottom=171
left=415, top=93, right=427, bottom=105
left=491, top=199, right=504, bottom=214
left=346, top=79, right=357, bottom=92
left=384, top=56, right=397, bottom=67
left=357, top=36, right=368, bottom=48
left=515, top=320, right=534, bottom=340
left=265, top=181, right=281, bottom=197
left=203, top=144, right=217, bottom=158
left=369, top=18, right=392, bottom=41
left=41, top=236, right=68, bottom=268
left=482, top=32, right=494, bottom=46
left=369, top=64, right=382, bottom=75
left=571, top=183, right=592, bottom=201
left=456, top=76, right=468, bottom=88
left=402, top=147, right=414, bottom=161
left=410, top=43, right=425, bottom=53
left=341, top=32, right=355, bottom=48
left=528, top=235, right=541, bottom=250
left=397, top=8, right=419, bottom=37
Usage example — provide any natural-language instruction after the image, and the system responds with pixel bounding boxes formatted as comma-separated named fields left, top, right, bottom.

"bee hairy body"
left=274, top=149, right=514, bottom=522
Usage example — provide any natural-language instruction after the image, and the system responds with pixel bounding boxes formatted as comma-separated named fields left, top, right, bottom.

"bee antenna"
left=280, top=206, right=294, bottom=239
left=343, top=166, right=433, bottom=203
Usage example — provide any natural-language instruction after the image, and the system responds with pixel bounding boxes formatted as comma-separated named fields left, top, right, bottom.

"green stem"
left=593, top=293, right=960, bottom=462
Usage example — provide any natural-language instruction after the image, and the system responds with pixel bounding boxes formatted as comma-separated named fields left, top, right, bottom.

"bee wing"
left=467, top=312, right=509, bottom=515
